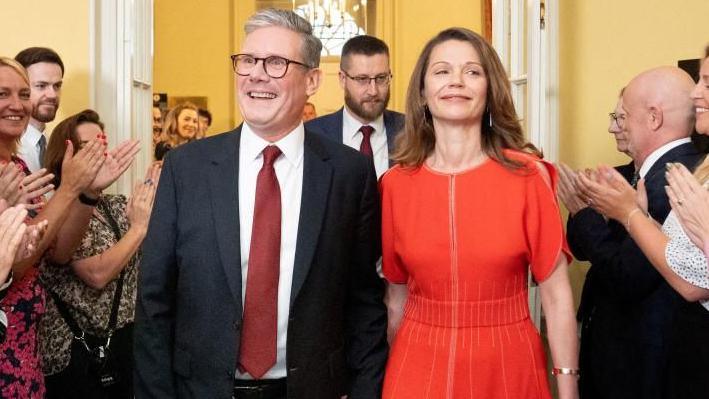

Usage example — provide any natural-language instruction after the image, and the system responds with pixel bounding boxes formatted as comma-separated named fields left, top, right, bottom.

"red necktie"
left=359, top=125, right=374, bottom=157
left=239, top=145, right=282, bottom=379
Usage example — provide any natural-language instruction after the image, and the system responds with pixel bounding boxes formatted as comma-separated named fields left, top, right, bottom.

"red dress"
left=381, top=151, right=571, bottom=399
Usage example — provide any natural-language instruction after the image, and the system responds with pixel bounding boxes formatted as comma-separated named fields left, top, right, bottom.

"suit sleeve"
left=134, top=154, right=179, bottom=398
left=569, top=195, right=666, bottom=302
left=346, top=160, right=389, bottom=399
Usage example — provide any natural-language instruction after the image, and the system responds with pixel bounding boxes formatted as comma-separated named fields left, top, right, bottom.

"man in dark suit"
left=134, top=9, right=387, bottom=399
left=559, top=94, right=637, bottom=399
left=570, top=67, right=702, bottom=399
left=305, top=35, right=404, bottom=178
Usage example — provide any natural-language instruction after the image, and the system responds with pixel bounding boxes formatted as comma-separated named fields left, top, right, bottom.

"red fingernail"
left=104, top=152, right=108, bottom=156
left=65, top=140, right=70, bottom=145
left=96, top=134, right=101, bottom=138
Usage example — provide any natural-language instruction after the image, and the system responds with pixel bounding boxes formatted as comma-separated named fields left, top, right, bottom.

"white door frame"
left=89, top=0, right=154, bottom=195
left=492, top=0, right=559, bottom=327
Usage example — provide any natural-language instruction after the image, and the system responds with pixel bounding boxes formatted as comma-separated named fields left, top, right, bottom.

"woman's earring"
left=487, top=106, right=493, bottom=128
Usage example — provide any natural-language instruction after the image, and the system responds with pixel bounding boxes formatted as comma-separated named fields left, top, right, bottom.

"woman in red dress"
left=381, top=28, right=579, bottom=399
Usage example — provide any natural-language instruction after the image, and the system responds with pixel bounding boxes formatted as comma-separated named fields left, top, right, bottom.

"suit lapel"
left=208, top=128, right=243, bottom=308
left=290, top=131, right=332, bottom=306
left=645, top=142, right=698, bottom=181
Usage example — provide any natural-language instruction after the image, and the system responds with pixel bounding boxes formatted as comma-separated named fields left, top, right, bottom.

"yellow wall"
left=0, top=0, right=91, bottom=134
left=385, top=0, right=483, bottom=112
left=559, top=0, right=709, bottom=169
left=154, top=0, right=236, bottom=135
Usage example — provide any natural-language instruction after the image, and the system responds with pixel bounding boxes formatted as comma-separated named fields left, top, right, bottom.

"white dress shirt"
left=342, top=107, right=389, bottom=178
left=18, top=124, right=45, bottom=173
left=237, top=123, right=304, bottom=379
left=638, top=137, right=692, bottom=178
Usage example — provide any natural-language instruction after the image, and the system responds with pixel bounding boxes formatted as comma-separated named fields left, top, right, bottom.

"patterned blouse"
left=0, top=157, right=46, bottom=398
left=38, top=194, right=140, bottom=375
left=663, top=211, right=709, bottom=311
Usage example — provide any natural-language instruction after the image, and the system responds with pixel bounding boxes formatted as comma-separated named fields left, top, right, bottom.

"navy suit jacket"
left=305, top=108, right=404, bottom=162
left=568, top=142, right=704, bottom=399
left=134, top=126, right=388, bottom=399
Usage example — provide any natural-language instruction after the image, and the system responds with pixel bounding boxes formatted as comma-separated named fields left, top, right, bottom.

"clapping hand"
left=60, top=138, right=107, bottom=196
left=665, top=162, right=709, bottom=250
left=127, top=163, right=161, bottom=233
left=89, top=139, right=140, bottom=194
left=576, top=165, right=639, bottom=223
left=0, top=201, right=28, bottom=284
left=18, top=168, right=55, bottom=210
left=0, top=162, right=24, bottom=206
left=556, top=163, right=588, bottom=215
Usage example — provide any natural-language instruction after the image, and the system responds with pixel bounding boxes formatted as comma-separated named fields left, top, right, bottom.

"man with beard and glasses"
left=306, top=35, right=403, bottom=178
left=15, top=47, right=64, bottom=172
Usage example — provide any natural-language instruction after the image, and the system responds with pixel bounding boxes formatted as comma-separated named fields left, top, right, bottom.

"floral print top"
left=0, top=157, right=46, bottom=399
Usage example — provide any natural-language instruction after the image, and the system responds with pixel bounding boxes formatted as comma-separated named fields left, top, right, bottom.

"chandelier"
left=292, top=0, right=368, bottom=30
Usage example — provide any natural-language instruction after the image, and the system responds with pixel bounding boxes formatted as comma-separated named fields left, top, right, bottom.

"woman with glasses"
left=381, top=28, right=579, bottom=399
left=577, top=45, right=709, bottom=399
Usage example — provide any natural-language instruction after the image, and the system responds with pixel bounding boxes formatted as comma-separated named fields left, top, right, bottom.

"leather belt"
left=233, top=378, right=287, bottom=399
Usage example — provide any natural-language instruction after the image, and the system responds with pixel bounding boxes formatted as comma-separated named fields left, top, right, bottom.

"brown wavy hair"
left=160, top=102, right=198, bottom=147
left=44, top=109, right=104, bottom=187
left=391, top=27, right=540, bottom=169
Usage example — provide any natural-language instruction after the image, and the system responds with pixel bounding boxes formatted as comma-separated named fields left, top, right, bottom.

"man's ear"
left=648, top=106, right=663, bottom=131
left=305, top=68, right=323, bottom=97
left=338, top=71, right=347, bottom=90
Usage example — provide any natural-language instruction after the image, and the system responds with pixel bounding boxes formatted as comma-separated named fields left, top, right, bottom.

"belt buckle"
left=233, top=384, right=266, bottom=399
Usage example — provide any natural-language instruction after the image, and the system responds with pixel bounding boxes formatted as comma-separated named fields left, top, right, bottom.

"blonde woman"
left=154, top=102, right=198, bottom=160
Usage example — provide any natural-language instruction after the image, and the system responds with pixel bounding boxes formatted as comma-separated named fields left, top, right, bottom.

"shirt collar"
left=21, top=124, right=44, bottom=146
left=241, top=122, right=304, bottom=168
left=342, top=106, right=385, bottom=140
left=638, top=137, right=691, bottom=178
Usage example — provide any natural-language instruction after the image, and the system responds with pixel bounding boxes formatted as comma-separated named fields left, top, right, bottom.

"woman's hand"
left=0, top=202, right=29, bottom=284
left=665, top=162, right=709, bottom=250
left=18, top=168, right=55, bottom=210
left=0, top=162, right=24, bottom=206
left=89, top=139, right=141, bottom=194
left=59, top=138, right=107, bottom=196
left=127, top=163, right=160, bottom=233
left=577, top=165, right=638, bottom=223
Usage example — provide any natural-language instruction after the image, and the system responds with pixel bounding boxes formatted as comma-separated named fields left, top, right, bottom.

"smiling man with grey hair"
left=134, top=8, right=387, bottom=399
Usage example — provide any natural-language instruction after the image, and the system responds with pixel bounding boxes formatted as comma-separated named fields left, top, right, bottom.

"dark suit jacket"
left=568, top=143, right=704, bottom=399
left=305, top=108, right=405, bottom=161
left=134, top=126, right=388, bottom=399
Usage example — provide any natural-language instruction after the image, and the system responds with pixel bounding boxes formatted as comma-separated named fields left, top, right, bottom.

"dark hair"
left=14, top=47, right=65, bottom=76
left=705, top=44, right=709, bottom=58
left=340, top=35, right=389, bottom=70
left=45, top=110, right=104, bottom=187
left=198, top=108, right=212, bottom=126
left=392, top=27, right=540, bottom=169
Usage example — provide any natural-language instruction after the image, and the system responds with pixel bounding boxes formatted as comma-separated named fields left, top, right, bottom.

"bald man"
left=573, top=67, right=703, bottom=399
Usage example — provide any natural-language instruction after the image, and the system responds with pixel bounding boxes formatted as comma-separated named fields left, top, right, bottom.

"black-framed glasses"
left=609, top=112, right=627, bottom=128
left=231, top=54, right=312, bottom=79
left=341, top=70, right=392, bottom=87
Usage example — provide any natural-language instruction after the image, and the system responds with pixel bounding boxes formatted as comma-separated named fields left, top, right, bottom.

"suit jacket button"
left=289, top=367, right=298, bottom=374
left=233, top=320, right=241, bottom=330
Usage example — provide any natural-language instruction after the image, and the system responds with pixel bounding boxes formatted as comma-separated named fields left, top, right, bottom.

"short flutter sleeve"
left=522, top=159, right=572, bottom=282
left=380, top=168, right=408, bottom=284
